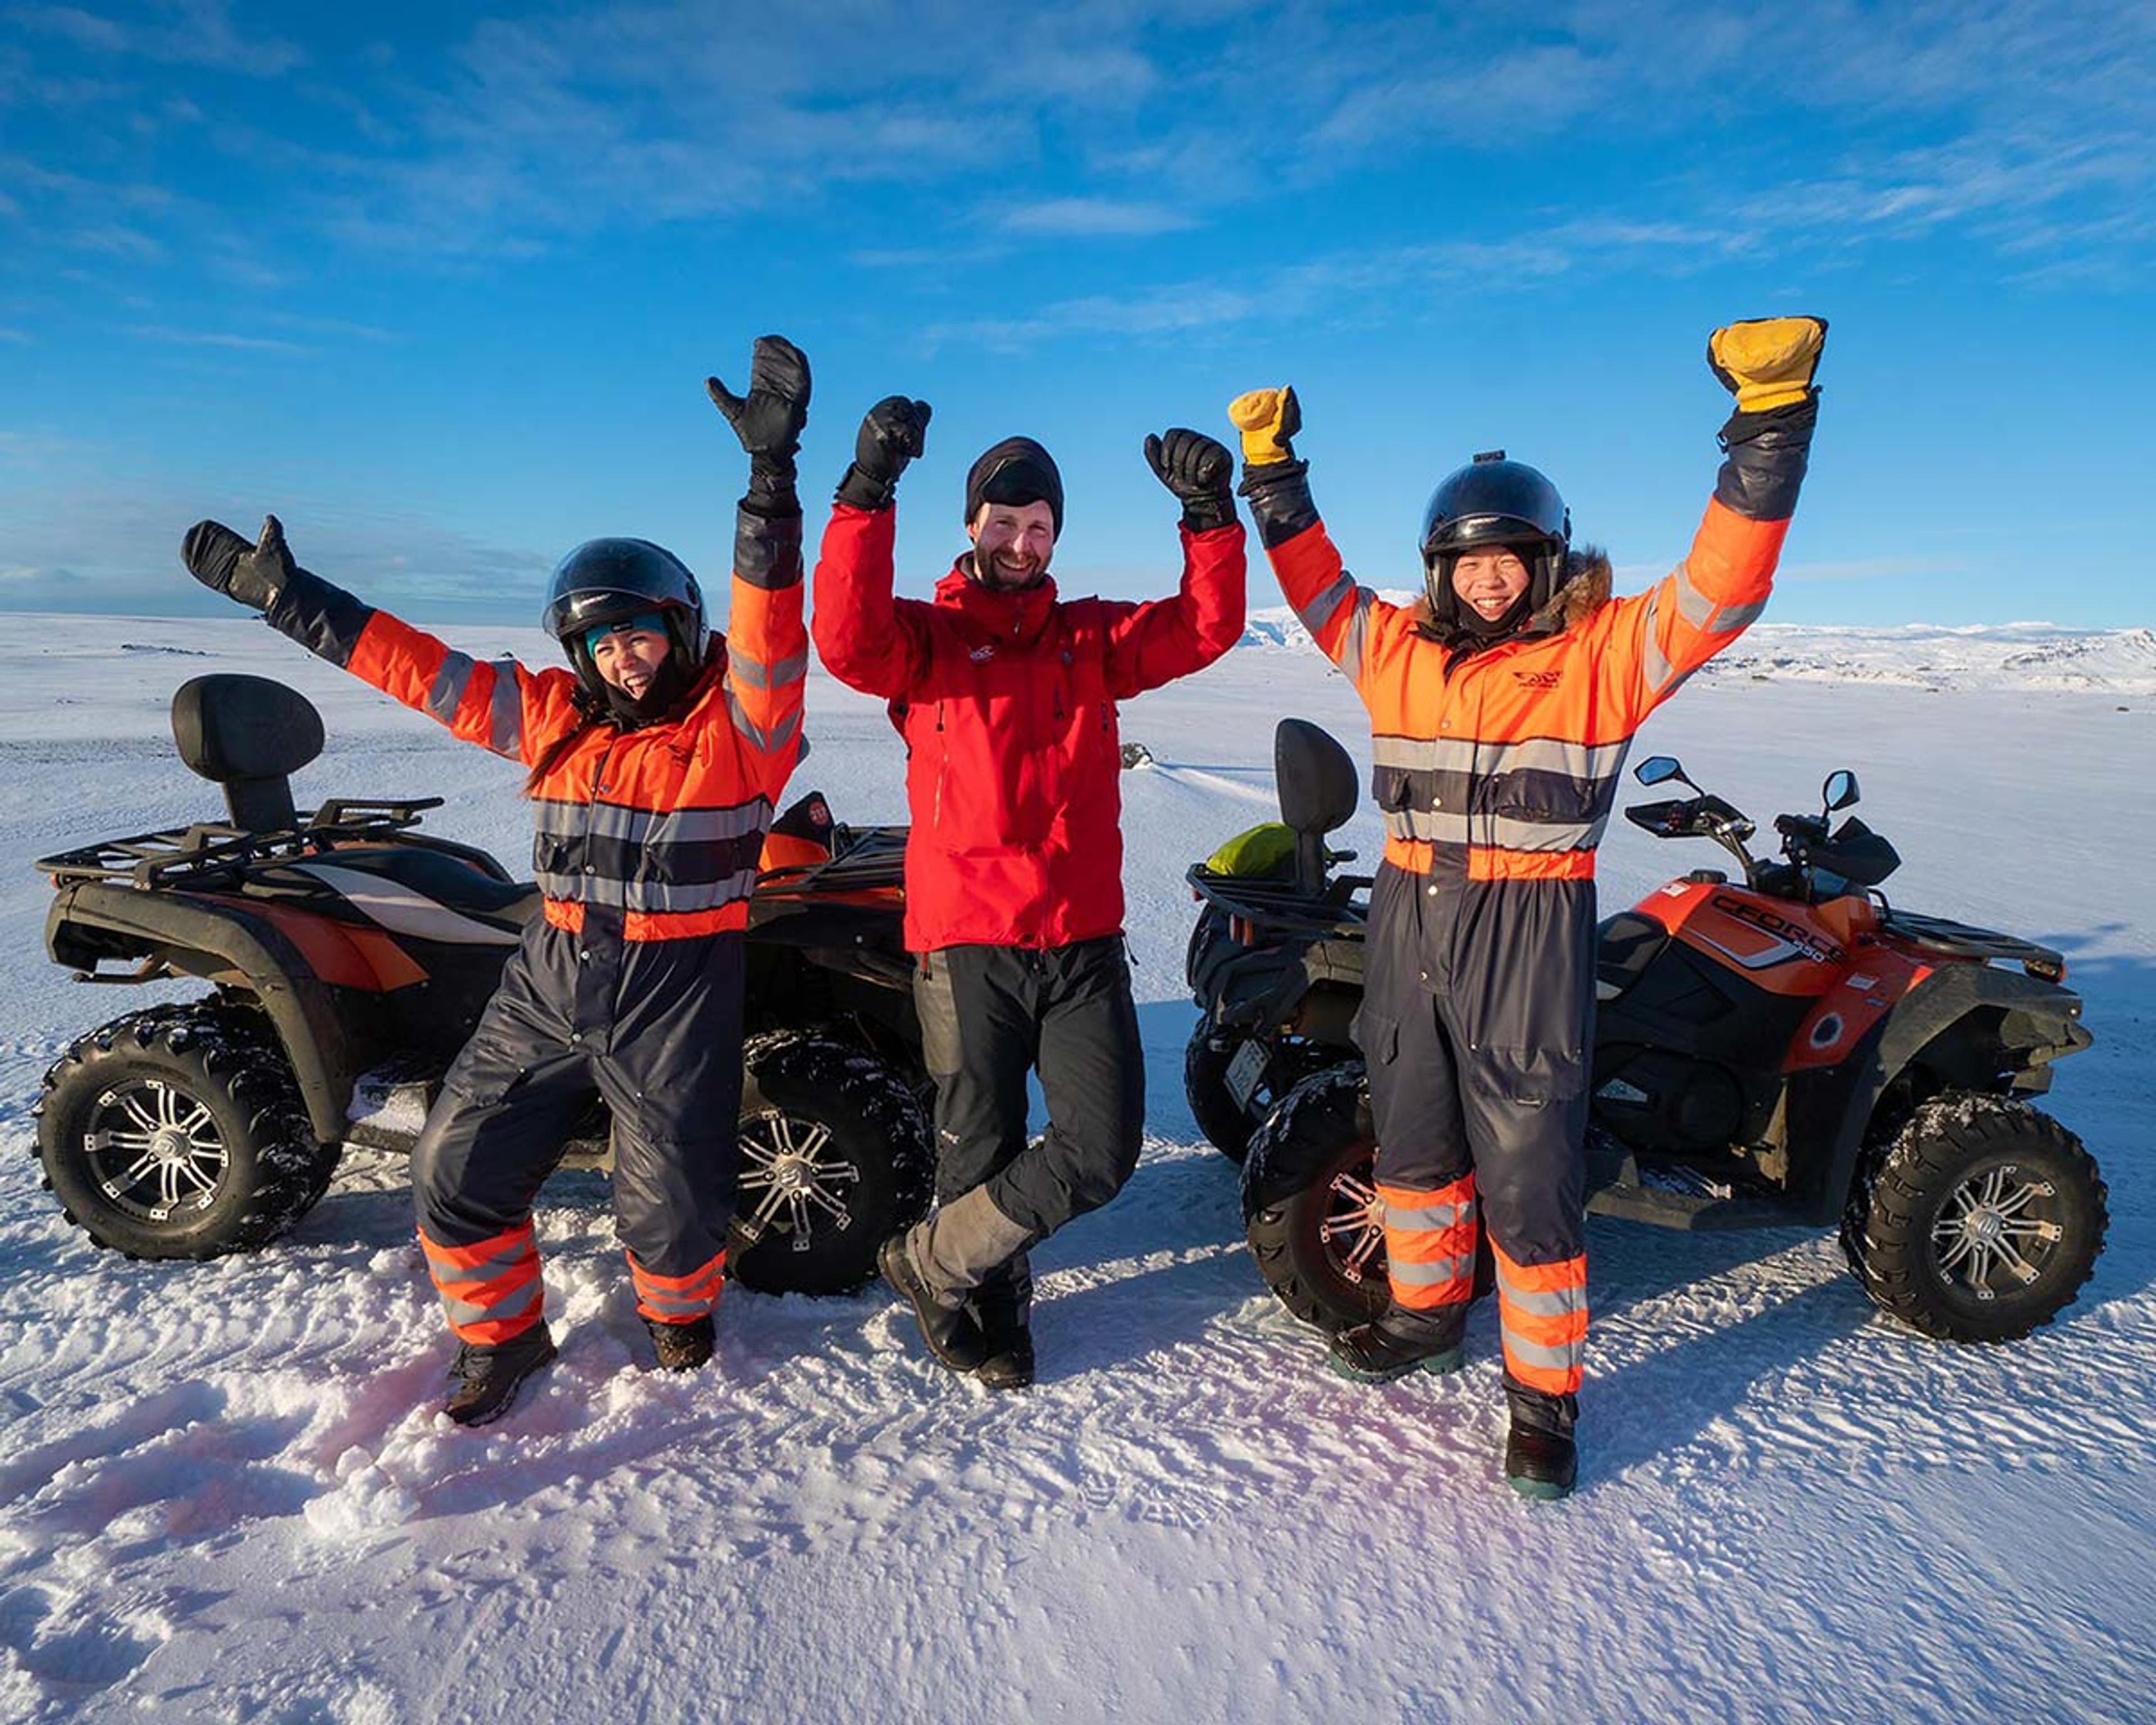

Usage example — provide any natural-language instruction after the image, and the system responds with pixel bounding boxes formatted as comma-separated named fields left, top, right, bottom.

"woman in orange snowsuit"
left=180, top=336, right=811, bottom=1426
left=1229, top=317, right=1828, bottom=1497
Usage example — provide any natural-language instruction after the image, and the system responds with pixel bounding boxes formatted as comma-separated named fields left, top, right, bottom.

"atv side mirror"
left=171, top=674, right=326, bottom=832
left=1822, top=769, right=1858, bottom=812
left=1634, top=756, right=1684, bottom=786
left=1274, top=718, right=1358, bottom=894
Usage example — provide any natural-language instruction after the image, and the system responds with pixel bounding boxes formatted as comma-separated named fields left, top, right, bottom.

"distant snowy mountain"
left=1240, top=606, right=2156, bottom=694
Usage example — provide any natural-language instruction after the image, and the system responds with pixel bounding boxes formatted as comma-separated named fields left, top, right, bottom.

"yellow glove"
left=1227, top=385, right=1301, bottom=466
left=1707, top=316, right=1828, bottom=414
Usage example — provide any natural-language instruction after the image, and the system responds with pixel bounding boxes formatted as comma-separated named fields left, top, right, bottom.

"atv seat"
left=292, top=846, right=541, bottom=943
left=1596, top=911, right=1670, bottom=1002
left=172, top=674, right=325, bottom=832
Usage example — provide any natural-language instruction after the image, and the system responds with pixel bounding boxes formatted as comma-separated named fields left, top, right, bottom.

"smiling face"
left=1449, top=547, right=1533, bottom=620
left=967, top=498, right=1056, bottom=591
left=588, top=623, right=672, bottom=699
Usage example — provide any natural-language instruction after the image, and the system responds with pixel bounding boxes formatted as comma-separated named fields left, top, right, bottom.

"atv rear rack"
left=1186, top=864, right=1369, bottom=939
left=35, top=800, right=446, bottom=890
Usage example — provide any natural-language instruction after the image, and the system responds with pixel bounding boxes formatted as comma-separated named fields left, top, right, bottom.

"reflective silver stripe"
left=534, top=868, right=759, bottom=914
left=1383, top=807, right=1605, bottom=852
left=1496, top=1270, right=1589, bottom=1318
left=1292, top=569, right=1359, bottom=652
left=763, top=704, right=802, bottom=755
left=1385, top=1198, right=1474, bottom=1233
left=427, top=651, right=476, bottom=724
left=728, top=649, right=808, bottom=692
left=1675, top=562, right=1769, bottom=636
left=1372, top=734, right=1633, bottom=782
left=1639, top=587, right=1677, bottom=697
left=638, top=1287, right=714, bottom=1318
left=531, top=798, right=771, bottom=846
left=1337, top=586, right=1375, bottom=678
left=487, top=660, right=523, bottom=757
left=424, top=1234, right=532, bottom=1283
left=1388, top=1254, right=1476, bottom=1289
left=440, top=1275, right=543, bottom=1330
left=1501, top=1334, right=1582, bottom=1374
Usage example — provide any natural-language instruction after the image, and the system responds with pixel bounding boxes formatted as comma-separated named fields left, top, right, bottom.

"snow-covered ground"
left=2, top=611, right=2150, bottom=1724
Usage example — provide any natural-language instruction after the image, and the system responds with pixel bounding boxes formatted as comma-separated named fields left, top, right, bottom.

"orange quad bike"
left=31, top=673, right=931, bottom=1294
left=1195, top=720, right=2104, bottom=1345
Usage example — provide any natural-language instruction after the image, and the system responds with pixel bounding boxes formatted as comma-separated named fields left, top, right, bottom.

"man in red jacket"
left=813, top=401, right=1245, bottom=1387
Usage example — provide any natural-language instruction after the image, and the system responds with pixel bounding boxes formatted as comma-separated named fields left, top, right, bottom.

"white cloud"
left=997, top=198, right=1195, bottom=238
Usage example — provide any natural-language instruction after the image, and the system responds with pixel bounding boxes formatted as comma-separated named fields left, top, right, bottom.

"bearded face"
left=967, top=499, right=1056, bottom=591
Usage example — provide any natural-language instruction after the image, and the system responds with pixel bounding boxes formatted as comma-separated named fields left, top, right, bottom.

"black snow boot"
left=1328, top=1313, right=1464, bottom=1384
left=444, top=1324, right=558, bottom=1427
left=644, top=1313, right=715, bottom=1372
left=971, top=1257, right=1035, bottom=1391
left=1504, top=1389, right=1579, bottom=1501
left=879, top=1232, right=990, bottom=1373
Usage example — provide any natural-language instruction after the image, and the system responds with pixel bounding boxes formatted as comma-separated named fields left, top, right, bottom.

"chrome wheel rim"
left=86, top=1079, right=229, bottom=1222
left=737, top=1110, right=858, bottom=1252
left=1931, top=1161, right=2064, bottom=1301
left=1319, top=1160, right=1387, bottom=1287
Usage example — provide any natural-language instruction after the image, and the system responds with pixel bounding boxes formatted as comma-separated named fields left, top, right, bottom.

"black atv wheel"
left=729, top=1034, right=934, bottom=1296
left=1240, top=1064, right=1390, bottom=1334
left=1185, top=1025, right=1266, bottom=1163
left=35, top=1002, right=340, bottom=1259
left=1841, top=1092, right=2107, bottom=1343
left=1186, top=1024, right=1349, bottom=1165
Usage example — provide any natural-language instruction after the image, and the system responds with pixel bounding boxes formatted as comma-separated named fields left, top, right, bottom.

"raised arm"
left=1610, top=316, right=1827, bottom=717
left=810, top=394, right=935, bottom=699
left=1097, top=428, right=1247, bottom=698
left=707, top=335, right=813, bottom=799
left=180, top=514, right=577, bottom=763
left=1226, top=386, right=1404, bottom=705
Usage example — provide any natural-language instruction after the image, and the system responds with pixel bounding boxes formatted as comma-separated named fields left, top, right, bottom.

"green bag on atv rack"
left=1205, top=822, right=1298, bottom=879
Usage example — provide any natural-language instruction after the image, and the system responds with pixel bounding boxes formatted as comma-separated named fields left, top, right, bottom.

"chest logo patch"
left=1513, top=669, right=1562, bottom=689
left=969, top=644, right=997, bottom=663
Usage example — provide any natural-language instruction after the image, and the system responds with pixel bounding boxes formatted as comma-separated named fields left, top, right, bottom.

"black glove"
left=180, top=514, right=297, bottom=612
left=707, top=334, right=811, bottom=500
left=1144, top=428, right=1236, bottom=533
left=835, top=395, right=931, bottom=513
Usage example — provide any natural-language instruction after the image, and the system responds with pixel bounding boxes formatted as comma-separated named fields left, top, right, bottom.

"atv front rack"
left=1186, top=864, right=1369, bottom=938
left=1879, top=907, right=2068, bottom=982
left=35, top=800, right=449, bottom=891
left=754, top=823, right=907, bottom=900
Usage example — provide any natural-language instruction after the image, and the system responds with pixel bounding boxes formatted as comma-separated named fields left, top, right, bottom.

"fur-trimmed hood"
left=1410, top=544, right=1614, bottom=651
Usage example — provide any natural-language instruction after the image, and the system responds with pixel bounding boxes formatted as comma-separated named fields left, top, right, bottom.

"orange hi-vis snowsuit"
left=259, top=501, right=806, bottom=1343
left=1242, top=404, right=1815, bottom=1405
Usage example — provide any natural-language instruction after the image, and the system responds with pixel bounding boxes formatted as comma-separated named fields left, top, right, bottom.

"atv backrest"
left=171, top=674, right=326, bottom=832
left=1275, top=718, right=1358, bottom=893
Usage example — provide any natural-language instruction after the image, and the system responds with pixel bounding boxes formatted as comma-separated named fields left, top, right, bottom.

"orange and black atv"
left=31, top=673, right=931, bottom=1295
left=1191, top=720, right=2104, bottom=1345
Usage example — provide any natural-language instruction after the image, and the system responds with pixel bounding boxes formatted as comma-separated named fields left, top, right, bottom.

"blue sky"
left=2, top=1, right=2150, bottom=629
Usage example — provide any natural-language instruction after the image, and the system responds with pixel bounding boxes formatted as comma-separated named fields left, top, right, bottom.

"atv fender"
left=47, top=882, right=361, bottom=1147
left=1799, top=962, right=2089, bottom=1226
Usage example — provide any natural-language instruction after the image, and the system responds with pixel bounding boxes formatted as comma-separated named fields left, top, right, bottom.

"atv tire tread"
left=1842, top=1091, right=2107, bottom=1343
left=34, top=1001, right=338, bottom=1259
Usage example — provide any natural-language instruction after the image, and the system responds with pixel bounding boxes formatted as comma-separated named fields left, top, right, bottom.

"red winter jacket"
left=813, top=503, right=1245, bottom=952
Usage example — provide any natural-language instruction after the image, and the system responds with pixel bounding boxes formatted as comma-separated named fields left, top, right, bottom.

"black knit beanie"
left=964, top=437, right=1064, bottom=539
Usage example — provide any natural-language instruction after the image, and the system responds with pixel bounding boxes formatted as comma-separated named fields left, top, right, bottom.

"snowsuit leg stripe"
left=627, top=1249, right=725, bottom=1323
left=1494, top=1244, right=1587, bottom=1395
left=419, top=1222, right=545, bottom=1345
left=1378, top=1175, right=1478, bottom=1309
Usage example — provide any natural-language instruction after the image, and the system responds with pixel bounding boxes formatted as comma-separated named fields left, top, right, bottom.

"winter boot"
left=444, top=1323, right=558, bottom=1427
left=970, top=1255, right=1035, bottom=1391
left=644, top=1313, right=715, bottom=1372
left=882, top=1185, right=1035, bottom=1376
left=1328, top=1309, right=1465, bottom=1384
left=1504, top=1389, right=1579, bottom=1500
